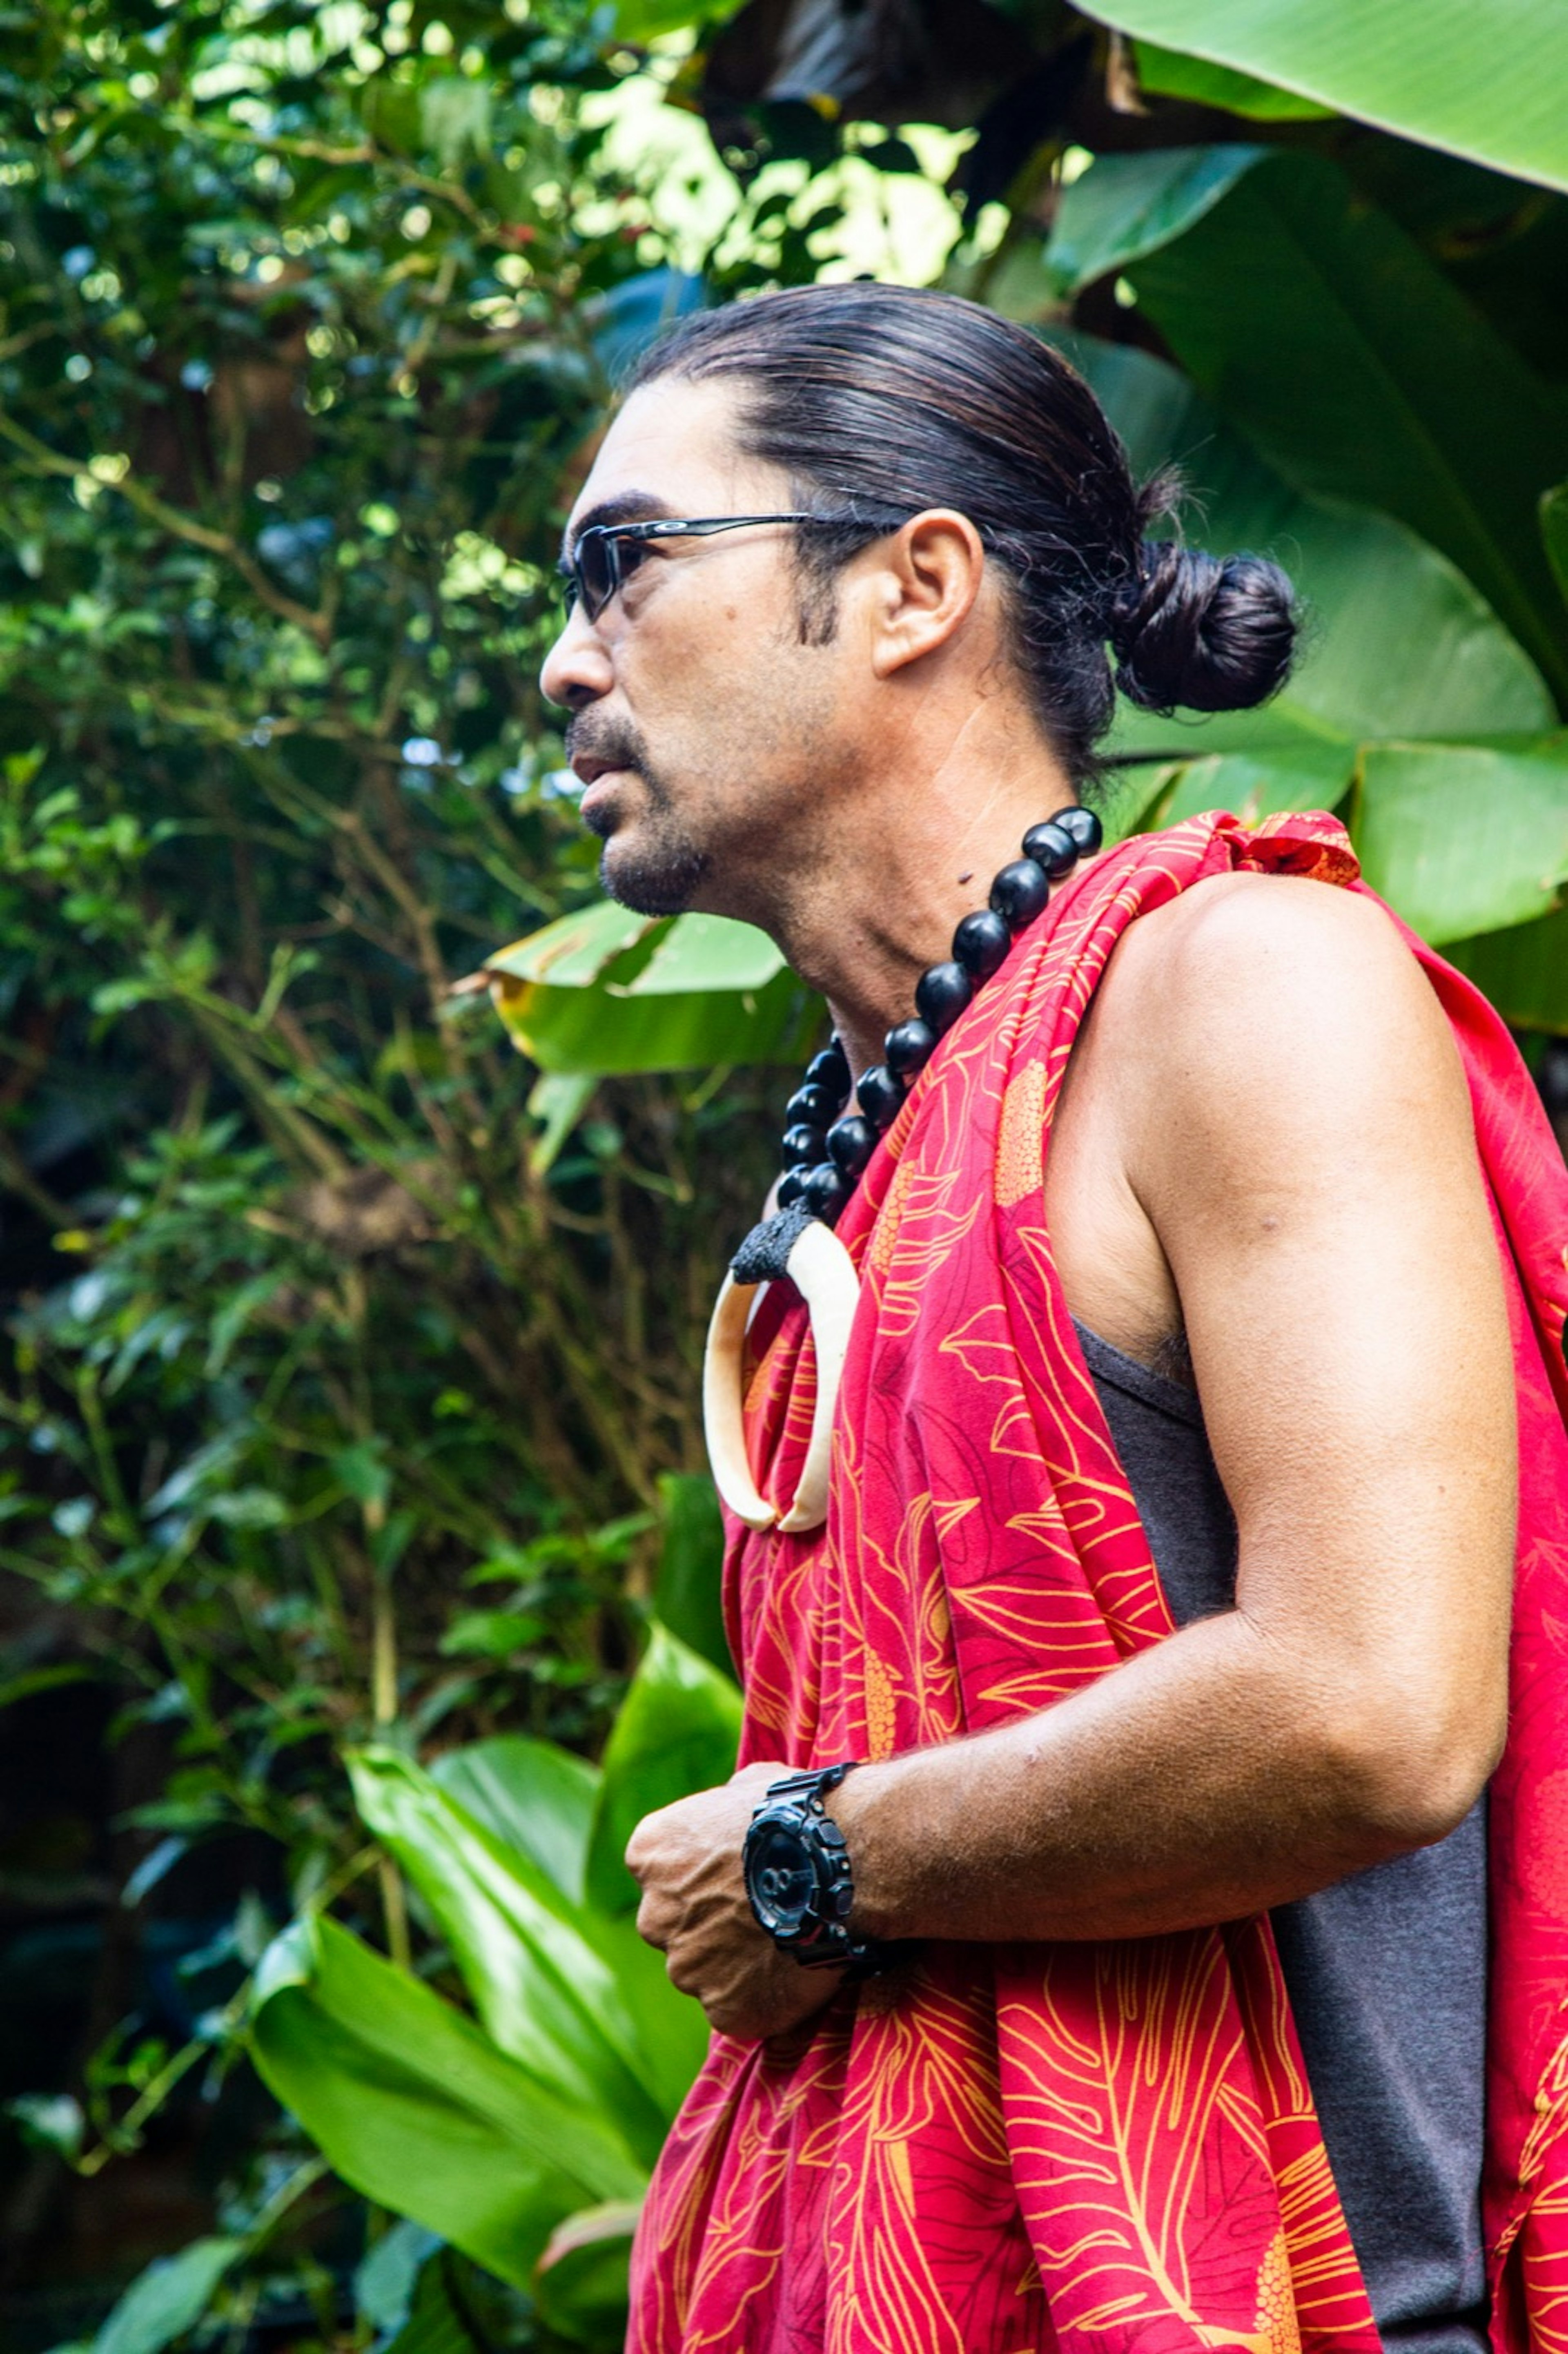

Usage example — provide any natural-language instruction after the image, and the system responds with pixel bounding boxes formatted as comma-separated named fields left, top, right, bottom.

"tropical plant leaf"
left=611, top=0, right=746, bottom=43
left=1161, top=744, right=1355, bottom=826
left=249, top=1917, right=645, bottom=2286
left=1353, top=736, right=1568, bottom=943
left=486, top=907, right=807, bottom=1077
left=653, top=1473, right=732, bottom=1679
left=428, top=1734, right=599, bottom=1906
left=526, top=1071, right=597, bottom=1177
left=1445, top=904, right=1568, bottom=1033
left=1077, top=0, right=1568, bottom=194
left=1051, top=333, right=1554, bottom=757
left=379, top=2249, right=487, bottom=2354
left=1100, top=762, right=1189, bottom=846
left=1544, top=482, right=1568, bottom=613
left=91, top=2236, right=243, bottom=2354
left=354, top=2217, right=444, bottom=2336
left=584, top=1622, right=744, bottom=1916
left=533, top=2202, right=642, bottom=2350
left=348, top=1748, right=695, bottom=2159
left=1131, top=42, right=1332, bottom=120
left=1045, top=145, right=1265, bottom=296
left=1123, top=154, right=1568, bottom=700
left=489, top=899, right=657, bottom=990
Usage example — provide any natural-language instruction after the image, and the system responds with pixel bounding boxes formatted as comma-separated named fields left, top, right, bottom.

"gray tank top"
left=1078, top=1323, right=1489, bottom=2354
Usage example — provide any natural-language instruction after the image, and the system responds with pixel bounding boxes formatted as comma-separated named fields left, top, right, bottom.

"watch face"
left=745, top=1817, right=817, bottom=1935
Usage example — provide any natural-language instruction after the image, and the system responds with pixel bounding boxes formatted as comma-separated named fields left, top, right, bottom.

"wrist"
left=823, top=1759, right=898, bottom=1940
left=742, top=1762, right=896, bottom=1974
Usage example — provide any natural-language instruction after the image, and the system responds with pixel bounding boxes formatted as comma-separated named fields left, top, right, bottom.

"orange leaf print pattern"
left=630, top=811, right=1568, bottom=2354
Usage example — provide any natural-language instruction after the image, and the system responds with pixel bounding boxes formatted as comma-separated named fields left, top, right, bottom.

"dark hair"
left=630, top=283, right=1295, bottom=782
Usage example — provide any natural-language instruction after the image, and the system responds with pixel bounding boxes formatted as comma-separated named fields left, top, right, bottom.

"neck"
left=769, top=717, right=1075, bottom=1080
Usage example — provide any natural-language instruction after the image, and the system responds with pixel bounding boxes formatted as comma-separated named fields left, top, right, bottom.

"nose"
left=539, top=599, right=615, bottom=711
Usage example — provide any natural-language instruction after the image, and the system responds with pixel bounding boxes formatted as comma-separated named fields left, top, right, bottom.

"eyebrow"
left=561, top=490, right=677, bottom=561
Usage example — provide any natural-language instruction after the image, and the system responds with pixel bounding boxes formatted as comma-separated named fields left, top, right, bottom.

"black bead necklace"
left=776, top=804, right=1103, bottom=1228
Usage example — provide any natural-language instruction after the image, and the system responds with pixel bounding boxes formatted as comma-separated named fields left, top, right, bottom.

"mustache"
left=564, top=713, right=648, bottom=777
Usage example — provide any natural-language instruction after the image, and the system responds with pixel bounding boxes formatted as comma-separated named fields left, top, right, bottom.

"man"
left=539, top=284, right=1568, bottom=2354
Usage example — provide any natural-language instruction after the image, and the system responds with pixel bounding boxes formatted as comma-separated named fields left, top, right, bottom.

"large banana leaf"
left=1047, top=334, right=1554, bottom=754
left=1120, top=153, right=1568, bottom=698
left=1051, top=330, right=1568, bottom=947
left=1130, top=42, right=1331, bottom=121
left=1445, top=905, right=1568, bottom=1032
left=349, top=1748, right=705, bottom=2149
left=1545, top=483, right=1568, bottom=612
left=248, top=1915, right=645, bottom=2286
left=1352, top=737, right=1568, bottom=945
left=486, top=903, right=806, bottom=1077
left=1077, top=0, right=1568, bottom=195
left=1160, top=745, right=1355, bottom=827
left=584, top=1621, right=744, bottom=1917
left=1045, top=146, right=1264, bottom=298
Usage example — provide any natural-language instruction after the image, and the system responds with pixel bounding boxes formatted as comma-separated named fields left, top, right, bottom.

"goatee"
left=568, top=713, right=709, bottom=916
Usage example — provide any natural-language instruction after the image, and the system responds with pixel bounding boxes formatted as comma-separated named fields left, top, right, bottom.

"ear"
left=864, top=509, right=987, bottom=680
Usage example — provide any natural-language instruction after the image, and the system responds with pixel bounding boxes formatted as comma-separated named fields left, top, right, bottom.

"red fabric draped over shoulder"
left=627, top=811, right=1568, bottom=2354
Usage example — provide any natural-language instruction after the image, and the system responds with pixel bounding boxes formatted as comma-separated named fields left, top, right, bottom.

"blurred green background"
left=0, top=0, right=1565, bottom=2345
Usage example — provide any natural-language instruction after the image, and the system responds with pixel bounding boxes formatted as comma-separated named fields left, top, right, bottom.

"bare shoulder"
left=1109, top=869, right=1443, bottom=1049
left=1096, top=870, right=1472, bottom=1188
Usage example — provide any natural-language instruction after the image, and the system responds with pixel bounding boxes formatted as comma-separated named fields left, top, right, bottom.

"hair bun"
left=1108, top=541, right=1296, bottom=716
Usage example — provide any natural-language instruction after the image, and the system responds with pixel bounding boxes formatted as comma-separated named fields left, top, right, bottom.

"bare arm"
left=629, top=876, right=1515, bottom=2028
left=834, top=875, right=1515, bottom=1940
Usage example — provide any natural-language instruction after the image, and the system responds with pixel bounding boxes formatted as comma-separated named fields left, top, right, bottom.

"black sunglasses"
left=556, top=511, right=895, bottom=624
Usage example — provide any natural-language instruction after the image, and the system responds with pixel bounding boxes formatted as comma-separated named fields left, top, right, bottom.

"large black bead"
left=1052, top=804, right=1102, bottom=856
left=786, top=1081, right=840, bottom=1130
left=805, top=1041, right=851, bottom=1097
left=776, top=1168, right=807, bottom=1210
left=990, top=857, right=1050, bottom=931
left=781, top=1122, right=825, bottom=1169
left=1021, top=820, right=1076, bottom=879
left=856, top=1065, right=905, bottom=1131
left=801, top=1161, right=850, bottom=1222
left=915, top=960, right=972, bottom=1036
left=953, top=908, right=1010, bottom=981
left=884, top=1017, right=936, bottom=1077
left=826, top=1114, right=877, bottom=1177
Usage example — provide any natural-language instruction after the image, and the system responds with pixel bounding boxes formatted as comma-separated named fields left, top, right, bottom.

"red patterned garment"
left=627, top=811, right=1568, bottom=2354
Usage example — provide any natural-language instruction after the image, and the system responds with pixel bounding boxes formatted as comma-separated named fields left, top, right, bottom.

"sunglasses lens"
left=578, top=534, right=616, bottom=619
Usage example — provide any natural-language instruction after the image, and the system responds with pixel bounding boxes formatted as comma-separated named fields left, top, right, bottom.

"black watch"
left=742, top=1761, right=890, bottom=1976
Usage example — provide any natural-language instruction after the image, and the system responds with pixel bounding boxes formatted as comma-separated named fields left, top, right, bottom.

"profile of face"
left=539, top=378, right=864, bottom=924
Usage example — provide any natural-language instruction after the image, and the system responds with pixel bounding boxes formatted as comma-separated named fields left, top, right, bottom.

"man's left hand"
left=626, top=1762, right=848, bottom=2042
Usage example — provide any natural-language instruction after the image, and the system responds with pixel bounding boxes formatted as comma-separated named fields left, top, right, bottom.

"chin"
left=599, top=831, right=709, bottom=918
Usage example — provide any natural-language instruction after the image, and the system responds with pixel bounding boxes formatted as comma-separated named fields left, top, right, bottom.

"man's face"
left=539, top=377, right=858, bottom=924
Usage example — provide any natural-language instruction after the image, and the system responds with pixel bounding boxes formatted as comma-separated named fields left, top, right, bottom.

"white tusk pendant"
left=702, top=1216, right=862, bottom=1536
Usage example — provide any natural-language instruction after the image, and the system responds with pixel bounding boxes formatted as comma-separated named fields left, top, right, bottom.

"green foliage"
left=1129, top=42, right=1331, bottom=120
left=584, top=1619, right=744, bottom=1915
left=1045, top=146, right=1265, bottom=295
left=249, top=1632, right=738, bottom=2344
left=1082, top=0, right=1568, bottom=191
left=486, top=901, right=808, bottom=1075
left=249, top=1911, right=644, bottom=2285
left=1353, top=738, right=1568, bottom=945
left=1120, top=152, right=1568, bottom=696
left=652, top=1469, right=732, bottom=1677
left=89, top=2239, right=246, bottom=2354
